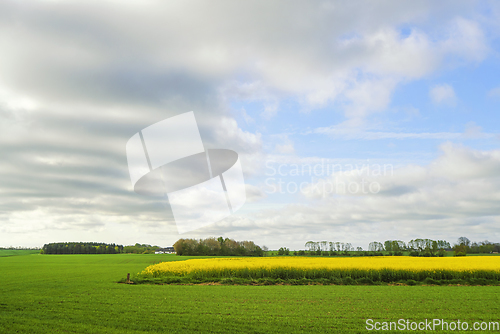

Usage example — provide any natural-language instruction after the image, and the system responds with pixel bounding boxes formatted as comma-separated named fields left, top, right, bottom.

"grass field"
left=1, top=254, right=500, bottom=333
left=0, top=249, right=40, bottom=257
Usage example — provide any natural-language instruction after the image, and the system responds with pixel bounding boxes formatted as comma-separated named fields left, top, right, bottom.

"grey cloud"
left=377, top=185, right=418, bottom=196
left=0, top=1, right=486, bottom=109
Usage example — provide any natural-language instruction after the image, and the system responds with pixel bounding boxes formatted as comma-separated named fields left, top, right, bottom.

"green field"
left=1, top=253, right=500, bottom=333
left=0, top=249, right=40, bottom=257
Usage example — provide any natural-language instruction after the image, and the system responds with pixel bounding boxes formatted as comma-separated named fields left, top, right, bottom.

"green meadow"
left=1, top=253, right=500, bottom=333
left=0, top=249, right=40, bottom=257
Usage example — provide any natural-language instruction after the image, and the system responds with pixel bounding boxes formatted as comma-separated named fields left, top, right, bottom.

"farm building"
left=154, top=247, right=175, bottom=254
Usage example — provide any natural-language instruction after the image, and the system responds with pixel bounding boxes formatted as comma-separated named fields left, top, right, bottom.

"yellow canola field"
left=141, top=256, right=500, bottom=277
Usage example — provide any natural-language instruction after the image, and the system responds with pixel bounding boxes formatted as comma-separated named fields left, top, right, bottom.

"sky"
left=1, top=0, right=500, bottom=250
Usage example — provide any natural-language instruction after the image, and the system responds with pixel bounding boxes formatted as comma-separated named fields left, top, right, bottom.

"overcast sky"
left=1, top=0, right=500, bottom=250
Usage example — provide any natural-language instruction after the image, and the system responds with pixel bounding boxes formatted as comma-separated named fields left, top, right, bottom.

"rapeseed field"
left=138, top=256, right=500, bottom=283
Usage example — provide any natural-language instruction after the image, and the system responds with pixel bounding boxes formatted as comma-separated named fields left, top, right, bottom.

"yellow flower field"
left=138, top=256, right=500, bottom=283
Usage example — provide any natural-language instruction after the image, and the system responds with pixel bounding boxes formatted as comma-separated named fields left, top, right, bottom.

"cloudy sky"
left=1, top=0, right=500, bottom=250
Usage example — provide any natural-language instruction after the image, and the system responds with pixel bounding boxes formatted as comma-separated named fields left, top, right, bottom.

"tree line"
left=298, top=241, right=381, bottom=257
left=41, top=242, right=168, bottom=254
left=173, top=237, right=263, bottom=256
left=368, top=239, right=451, bottom=257
left=123, top=243, right=162, bottom=254
left=285, top=237, right=500, bottom=257
left=41, top=242, right=124, bottom=254
left=302, top=239, right=451, bottom=257
left=453, top=237, right=500, bottom=256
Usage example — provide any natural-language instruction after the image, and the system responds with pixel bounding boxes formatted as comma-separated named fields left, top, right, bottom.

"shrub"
left=342, top=277, right=356, bottom=285
left=423, top=277, right=439, bottom=285
left=357, top=277, right=375, bottom=285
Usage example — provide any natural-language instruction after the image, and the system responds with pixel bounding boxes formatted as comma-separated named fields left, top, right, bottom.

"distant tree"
left=320, top=241, right=328, bottom=252
left=97, top=245, right=106, bottom=254
left=173, top=237, right=263, bottom=256
left=342, top=243, right=353, bottom=252
left=41, top=242, right=124, bottom=255
left=384, top=240, right=392, bottom=252
left=305, top=241, right=318, bottom=252
left=368, top=242, right=384, bottom=252
left=479, top=241, right=494, bottom=254
left=457, top=237, right=471, bottom=247
left=335, top=242, right=342, bottom=252
left=454, top=244, right=467, bottom=257
left=277, top=247, right=290, bottom=256
left=431, top=241, right=438, bottom=255
left=437, top=240, right=451, bottom=249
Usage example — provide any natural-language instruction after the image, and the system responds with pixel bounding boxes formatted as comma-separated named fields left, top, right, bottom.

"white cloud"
left=441, top=17, right=489, bottom=64
left=210, top=116, right=262, bottom=153
left=240, top=108, right=254, bottom=125
left=488, top=86, right=500, bottom=98
left=220, top=81, right=280, bottom=119
left=270, top=133, right=296, bottom=155
left=430, top=84, right=456, bottom=106
left=463, top=121, right=483, bottom=139
left=245, top=184, right=266, bottom=203
left=431, top=143, right=500, bottom=180
left=338, top=28, right=436, bottom=79
left=275, top=143, right=295, bottom=155
left=312, top=126, right=497, bottom=141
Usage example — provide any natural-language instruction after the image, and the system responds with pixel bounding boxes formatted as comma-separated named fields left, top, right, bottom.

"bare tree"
left=368, top=242, right=384, bottom=252
left=320, top=241, right=328, bottom=252
left=458, top=237, right=471, bottom=247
